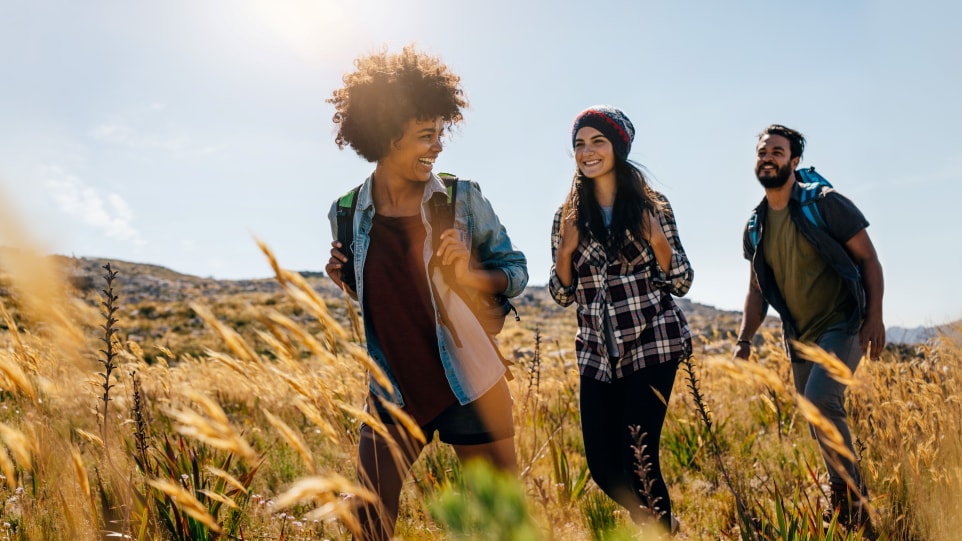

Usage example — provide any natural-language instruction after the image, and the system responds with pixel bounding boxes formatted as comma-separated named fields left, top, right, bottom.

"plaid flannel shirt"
left=548, top=194, right=693, bottom=382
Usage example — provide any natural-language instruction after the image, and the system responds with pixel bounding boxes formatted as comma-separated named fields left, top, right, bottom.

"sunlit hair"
left=327, top=45, right=467, bottom=162
left=758, top=124, right=806, bottom=160
left=565, top=157, right=666, bottom=256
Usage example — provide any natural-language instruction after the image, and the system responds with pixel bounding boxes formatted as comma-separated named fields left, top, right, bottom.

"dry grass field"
left=0, top=244, right=958, bottom=540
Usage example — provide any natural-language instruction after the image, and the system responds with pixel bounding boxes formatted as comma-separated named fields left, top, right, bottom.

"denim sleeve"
left=463, top=181, right=529, bottom=298
left=656, top=196, right=693, bottom=297
left=548, top=205, right=577, bottom=307
left=327, top=199, right=339, bottom=243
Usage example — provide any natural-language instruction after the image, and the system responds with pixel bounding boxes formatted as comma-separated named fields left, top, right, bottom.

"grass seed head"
left=147, top=478, right=223, bottom=533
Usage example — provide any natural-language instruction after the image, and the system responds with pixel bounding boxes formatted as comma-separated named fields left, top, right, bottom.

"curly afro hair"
left=327, top=45, right=467, bottom=163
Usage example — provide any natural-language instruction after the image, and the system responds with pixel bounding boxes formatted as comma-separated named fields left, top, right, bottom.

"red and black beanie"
left=571, top=105, right=635, bottom=160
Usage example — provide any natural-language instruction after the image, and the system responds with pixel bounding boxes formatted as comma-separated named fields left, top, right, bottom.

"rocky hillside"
left=57, top=255, right=342, bottom=304
left=52, top=255, right=741, bottom=324
left=39, top=255, right=757, bottom=355
left=0, top=252, right=814, bottom=364
left=6, top=252, right=944, bottom=362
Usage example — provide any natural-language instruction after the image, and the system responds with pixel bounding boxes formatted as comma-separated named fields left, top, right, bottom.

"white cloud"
left=88, top=103, right=227, bottom=156
left=89, top=119, right=221, bottom=157
left=41, top=166, right=146, bottom=245
left=89, top=121, right=185, bottom=152
left=89, top=122, right=137, bottom=145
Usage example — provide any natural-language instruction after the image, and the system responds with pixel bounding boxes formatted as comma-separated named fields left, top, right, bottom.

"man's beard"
left=755, top=161, right=793, bottom=189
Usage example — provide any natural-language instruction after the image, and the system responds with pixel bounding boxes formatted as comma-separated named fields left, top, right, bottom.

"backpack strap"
left=432, top=174, right=516, bottom=375
left=747, top=211, right=761, bottom=250
left=798, top=183, right=827, bottom=230
left=796, top=167, right=832, bottom=230
left=337, top=175, right=456, bottom=293
left=429, top=173, right=459, bottom=250
left=749, top=167, right=834, bottom=250
left=335, top=184, right=362, bottom=292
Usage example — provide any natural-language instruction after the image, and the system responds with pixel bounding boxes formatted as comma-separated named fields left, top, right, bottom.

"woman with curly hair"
left=549, top=105, right=693, bottom=535
left=324, top=46, right=527, bottom=540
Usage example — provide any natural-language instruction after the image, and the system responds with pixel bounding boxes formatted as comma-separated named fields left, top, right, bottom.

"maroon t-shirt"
left=364, top=213, right=457, bottom=425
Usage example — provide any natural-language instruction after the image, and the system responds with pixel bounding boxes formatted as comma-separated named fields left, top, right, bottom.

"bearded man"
left=733, top=124, right=884, bottom=531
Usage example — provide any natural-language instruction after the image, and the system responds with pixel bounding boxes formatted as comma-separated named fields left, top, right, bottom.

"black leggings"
left=580, top=360, right=679, bottom=531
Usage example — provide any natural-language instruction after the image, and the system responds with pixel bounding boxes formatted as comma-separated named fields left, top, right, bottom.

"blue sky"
left=1, top=0, right=959, bottom=328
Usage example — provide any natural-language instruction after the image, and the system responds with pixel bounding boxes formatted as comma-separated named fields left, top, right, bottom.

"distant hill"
left=888, top=323, right=961, bottom=345
left=51, top=255, right=736, bottom=316
left=50, top=255, right=343, bottom=304
left=44, top=255, right=750, bottom=339
left=6, top=253, right=947, bottom=348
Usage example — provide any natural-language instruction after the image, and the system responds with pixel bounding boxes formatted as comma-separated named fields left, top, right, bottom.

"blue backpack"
left=747, top=167, right=833, bottom=249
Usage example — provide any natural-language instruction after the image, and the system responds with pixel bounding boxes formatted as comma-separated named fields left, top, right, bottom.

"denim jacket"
left=328, top=173, right=528, bottom=405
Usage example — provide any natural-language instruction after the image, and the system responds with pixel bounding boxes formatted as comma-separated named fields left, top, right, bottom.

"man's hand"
left=734, top=270, right=766, bottom=361
left=860, top=316, right=886, bottom=360
left=844, top=229, right=885, bottom=360
left=732, top=341, right=751, bottom=360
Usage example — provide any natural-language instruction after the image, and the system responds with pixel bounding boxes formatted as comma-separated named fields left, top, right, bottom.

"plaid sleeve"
left=657, top=197, right=693, bottom=297
left=548, top=206, right=577, bottom=306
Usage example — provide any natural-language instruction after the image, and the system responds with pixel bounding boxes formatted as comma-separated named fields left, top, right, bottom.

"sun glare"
left=240, top=0, right=358, bottom=65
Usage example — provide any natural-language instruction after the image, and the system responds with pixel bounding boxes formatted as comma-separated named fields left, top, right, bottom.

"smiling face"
left=755, top=133, right=799, bottom=189
left=574, top=126, right=616, bottom=183
left=382, top=117, right=444, bottom=182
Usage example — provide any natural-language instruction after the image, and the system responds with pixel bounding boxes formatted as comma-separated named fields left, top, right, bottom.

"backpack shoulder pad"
left=796, top=166, right=833, bottom=189
left=747, top=210, right=761, bottom=249
left=337, top=185, right=360, bottom=209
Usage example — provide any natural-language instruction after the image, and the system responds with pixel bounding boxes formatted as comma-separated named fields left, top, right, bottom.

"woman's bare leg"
left=453, top=437, right=517, bottom=474
left=355, top=424, right=424, bottom=540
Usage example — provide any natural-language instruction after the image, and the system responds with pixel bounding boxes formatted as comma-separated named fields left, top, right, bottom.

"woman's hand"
left=436, top=228, right=508, bottom=294
left=645, top=210, right=672, bottom=273
left=325, top=240, right=353, bottom=292
left=645, top=210, right=668, bottom=245
left=558, top=203, right=580, bottom=257
left=436, top=228, right=471, bottom=281
left=553, top=202, right=580, bottom=288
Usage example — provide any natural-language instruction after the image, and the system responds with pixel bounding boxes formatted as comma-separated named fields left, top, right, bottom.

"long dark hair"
left=565, top=158, right=666, bottom=256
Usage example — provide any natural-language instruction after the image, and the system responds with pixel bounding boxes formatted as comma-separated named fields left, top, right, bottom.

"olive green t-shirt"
left=763, top=207, right=854, bottom=342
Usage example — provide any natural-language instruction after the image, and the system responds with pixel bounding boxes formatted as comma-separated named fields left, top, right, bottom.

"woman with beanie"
left=549, top=105, right=693, bottom=535
left=324, top=46, right=528, bottom=540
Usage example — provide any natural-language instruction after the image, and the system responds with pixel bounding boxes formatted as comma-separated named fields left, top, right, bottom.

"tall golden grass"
left=0, top=228, right=959, bottom=539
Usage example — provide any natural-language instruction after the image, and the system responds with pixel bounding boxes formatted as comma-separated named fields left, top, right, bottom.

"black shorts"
left=367, top=378, right=514, bottom=446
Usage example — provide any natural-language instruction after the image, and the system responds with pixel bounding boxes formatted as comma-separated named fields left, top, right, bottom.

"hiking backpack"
left=333, top=173, right=518, bottom=336
left=747, top=167, right=833, bottom=249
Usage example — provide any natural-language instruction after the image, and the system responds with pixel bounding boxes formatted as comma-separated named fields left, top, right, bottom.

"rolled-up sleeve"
left=548, top=206, right=577, bottom=306
left=465, top=181, right=529, bottom=298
